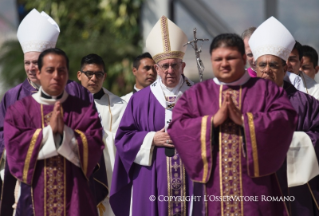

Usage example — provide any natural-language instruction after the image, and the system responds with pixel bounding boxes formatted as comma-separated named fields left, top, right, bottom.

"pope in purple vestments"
left=168, top=34, right=298, bottom=216
left=110, top=16, right=194, bottom=216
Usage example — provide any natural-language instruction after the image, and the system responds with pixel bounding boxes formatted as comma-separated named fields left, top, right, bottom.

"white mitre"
left=146, top=16, right=188, bottom=63
left=17, top=8, right=60, bottom=53
left=249, top=16, right=295, bottom=61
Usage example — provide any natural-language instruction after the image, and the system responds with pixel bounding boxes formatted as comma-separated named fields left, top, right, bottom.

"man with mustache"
left=110, top=16, right=194, bottom=216
left=77, top=53, right=126, bottom=216
left=250, top=16, right=319, bottom=216
left=121, top=52, right=156, bottom=102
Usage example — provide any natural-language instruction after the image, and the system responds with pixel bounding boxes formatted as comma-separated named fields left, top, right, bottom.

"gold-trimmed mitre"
left=17, top=9, right=60, bottom=53
left=249, top=16, right=295, bottom=61
left=146, top=16, right=188, bottom=63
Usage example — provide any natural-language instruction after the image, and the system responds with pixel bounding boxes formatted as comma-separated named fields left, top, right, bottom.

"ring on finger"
left=166, top=139, right=169, bottom=144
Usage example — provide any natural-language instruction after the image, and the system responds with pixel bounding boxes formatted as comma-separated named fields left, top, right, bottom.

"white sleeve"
left=287, top=131, right=319, bottom=187
left=134, top=132, right=155, bottom=166
left=38, top=126, right=59, bottom=160
left=57, top=126, right=80, bottom=167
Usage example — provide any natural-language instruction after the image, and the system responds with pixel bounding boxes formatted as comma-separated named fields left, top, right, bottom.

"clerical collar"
left=32, top=86, right=68, bottom=105
left=159, top=75, right=184, bottom=96
left=28, top=78, right=40, bottom=90
left=213, top=70, right=250, bottom=86
left=41, top=89, right=63, bottom=99
left=93, top=88, right=105, bottom=100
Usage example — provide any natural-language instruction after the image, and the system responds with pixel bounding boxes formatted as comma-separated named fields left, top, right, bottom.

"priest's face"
left=256, top=54, right=287, bottom=87
left=286, top=49, right=302, bottom=75
left=24, top=51, right=41, bottom=85
left=155, top=58, right=185, bottom=88
left=301, top=56, right=319, bottom=79
left=36, top=54, right=68, bottom=96
left=211, top=46, right=246, bottom=83
left=77, top=64, right=106, bottom=94
left=244, top=37, right=256, bottom=70
left=133, top=58, right=156, bottom=89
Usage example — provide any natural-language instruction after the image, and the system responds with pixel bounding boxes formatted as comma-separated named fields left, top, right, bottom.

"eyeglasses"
left=81, top=71, right=105, bottom=79
left=157, top=62, right=183, bottom=71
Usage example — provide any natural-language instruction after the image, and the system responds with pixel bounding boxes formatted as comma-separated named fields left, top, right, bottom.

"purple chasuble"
left=247, top=68, right=257, bottom=78
left=276, top=81, right=319, bottom=216
left=110, top=85, right=193, bottom=216
left=4, top=94, right=104, bottom=216
left=168, top=78, right=298, bottom=216
left=0, top=79, right=98, bottom=215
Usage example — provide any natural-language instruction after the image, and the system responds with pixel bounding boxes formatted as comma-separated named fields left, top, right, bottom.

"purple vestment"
left=168, top=78, right=298, bottom=216
left=276, top=81, right=319, bottom=216
left=4, top=94, right=104, bottom=215
left=0, top=79, right=98, bottom=215
left=110, top=86, right=193, bottom=216
left=247, top=68, right=257, bottom=78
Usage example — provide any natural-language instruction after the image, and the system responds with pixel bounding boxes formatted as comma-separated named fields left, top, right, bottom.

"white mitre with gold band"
left=17, top=8, right=60, bottom=53
left=248, top=16, right=295, bottom=61
left=146, top=16, right=188, bottom=63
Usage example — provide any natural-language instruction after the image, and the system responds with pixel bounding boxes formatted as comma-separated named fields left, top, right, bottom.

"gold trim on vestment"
left=160, top=16, right=171, bottom=52
left=166, top=157, right=171, bottom=215
left=23, top=129, right=41, bottom=183
left=219, top=86, right=244, bottom=216
left=307, top=183, right=319, bottom=210
left=153, top=51, right=185, bottom=63
left=75, top=129, right=88, bottom=177
left=201, top=116, right=209, bottom=183
left=275, top=173, right=290, bottom=215
left=247, top=112, right=259, bottom=177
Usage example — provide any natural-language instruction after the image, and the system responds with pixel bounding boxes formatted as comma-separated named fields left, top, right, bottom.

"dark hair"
left=209, top=33, right=245, bottom=56
left=133, top=52, right=153, bottom=69
left=38, top=48, right=69, bottom=71
left=292, top=41, right=303, bottom=60
left=302, top=45, right=318, bottom=68
left=80, top=54, right=106, bottom=72
left=241, top=27, right=256, bottom=39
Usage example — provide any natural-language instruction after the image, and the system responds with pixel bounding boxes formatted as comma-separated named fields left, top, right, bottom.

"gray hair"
left=241, top=27, right=257, bottom=40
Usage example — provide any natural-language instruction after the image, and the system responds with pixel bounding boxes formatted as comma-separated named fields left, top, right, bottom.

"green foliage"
left=0, top=0, right=143, bottom=95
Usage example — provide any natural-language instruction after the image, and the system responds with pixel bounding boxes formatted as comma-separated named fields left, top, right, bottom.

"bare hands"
left=153, top=128, right=174, bottom=148
left=213, top=96, right=228, bottom=127
left=50, top=101, right=64, bottom=135
left=226, top=93, right=243, bottom=126
left=213, top=92, right=243, bottom=127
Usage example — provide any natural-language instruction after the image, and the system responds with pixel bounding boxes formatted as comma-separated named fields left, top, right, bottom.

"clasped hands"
left=213, top=92, right=243, bottom=128
left=49, top=101, right=64, bottom=135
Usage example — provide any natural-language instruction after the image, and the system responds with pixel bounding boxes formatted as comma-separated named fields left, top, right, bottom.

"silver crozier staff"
left=184, top=28, right=209, bottom=82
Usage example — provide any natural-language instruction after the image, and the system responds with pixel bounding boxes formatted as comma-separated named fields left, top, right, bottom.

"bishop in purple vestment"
left=249, top=17, right=319, bottom=216
left=4, top=48, right=105, bottom=216
left=168, top=34, right=297, bottom=216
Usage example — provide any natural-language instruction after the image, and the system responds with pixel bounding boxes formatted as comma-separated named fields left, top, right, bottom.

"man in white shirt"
left=121, top=52, right=156, bottom=102
left=77, top=53, right=126, bottom=216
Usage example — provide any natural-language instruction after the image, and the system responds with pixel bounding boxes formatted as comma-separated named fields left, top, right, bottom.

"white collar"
left=159, top=75, right=184, bottom=96
left=213, top=70, right=250, bottom=86
left=134, top=85, right=141, bottom=92
left=32, top=86, right=68, bottom=105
